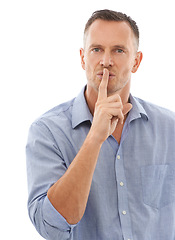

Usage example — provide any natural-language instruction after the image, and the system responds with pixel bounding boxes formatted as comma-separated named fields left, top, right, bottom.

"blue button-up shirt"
left=26, top=87, right=175, bottom=240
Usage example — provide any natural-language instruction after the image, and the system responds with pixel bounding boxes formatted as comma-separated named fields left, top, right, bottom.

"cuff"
left=42, top=196, right=77, bottom=232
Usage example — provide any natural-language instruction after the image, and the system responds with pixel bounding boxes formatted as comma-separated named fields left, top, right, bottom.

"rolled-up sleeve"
left=26, top=120, right=77, bottom=240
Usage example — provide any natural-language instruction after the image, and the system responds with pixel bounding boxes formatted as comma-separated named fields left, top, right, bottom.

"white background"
left=0, top=0, right=175, bottom=239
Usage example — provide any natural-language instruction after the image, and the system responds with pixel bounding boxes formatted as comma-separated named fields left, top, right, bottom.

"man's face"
left=80, top=20, right=142, bottom=96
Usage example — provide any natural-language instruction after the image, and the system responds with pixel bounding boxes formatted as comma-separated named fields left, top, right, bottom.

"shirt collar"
left=72, top=86, right=93, bottom=129
left=72, top=87, right=148, bottom=129
left=128, top=94, right=148, bottom=122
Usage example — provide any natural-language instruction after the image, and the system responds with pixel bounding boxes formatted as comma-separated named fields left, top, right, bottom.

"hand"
left=90, top=68, right=132, bottom=144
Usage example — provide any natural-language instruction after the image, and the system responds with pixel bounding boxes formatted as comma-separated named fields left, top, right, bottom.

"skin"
left=81, top=20, right=142, bottom=112
left=47, top=19, right=143, bottom=224
left=80, top=20, right=142, bottom=142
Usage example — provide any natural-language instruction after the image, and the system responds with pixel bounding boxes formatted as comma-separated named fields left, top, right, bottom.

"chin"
left=107, top=84, right=123, bottom=96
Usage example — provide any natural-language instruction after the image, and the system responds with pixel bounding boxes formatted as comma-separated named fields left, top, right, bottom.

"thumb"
left=123, top=103, right=132, bottom=116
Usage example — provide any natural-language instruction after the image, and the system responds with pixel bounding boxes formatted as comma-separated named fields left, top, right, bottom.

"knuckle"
left=95, top=101, right=101, bottom=108
left=117, top=109, right=124, bottom=118
left=118, top=102, right=123, bottom=108
left=95, top=102, right=104, bottom=112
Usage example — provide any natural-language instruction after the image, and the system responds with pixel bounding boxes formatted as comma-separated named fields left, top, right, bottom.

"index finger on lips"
left=97, top=68, right=109, bottom=100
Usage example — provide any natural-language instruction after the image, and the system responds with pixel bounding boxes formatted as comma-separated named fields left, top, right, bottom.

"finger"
left=107, top=93, right=122, bottom=104
left=122, top=103, right=132, bottom=116
left=98, top=68, right=109, bottom=100
left=99, top=101, right=123, bottom=109
left=105, top=108, right=124, bottom=123
left=111, top=117, right=119, bottom=133
left=111, top=116, right=119, bottom=125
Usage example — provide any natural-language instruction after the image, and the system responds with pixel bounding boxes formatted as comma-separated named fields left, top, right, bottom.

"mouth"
left=97, top=71, right=115, bottom=79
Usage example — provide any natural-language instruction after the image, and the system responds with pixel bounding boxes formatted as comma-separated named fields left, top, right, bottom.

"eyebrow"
left=113, top=45, right=128, bottom=51
left=88, top=44, right=103, bottom=50
left=88, top=44, right=128, bottom=51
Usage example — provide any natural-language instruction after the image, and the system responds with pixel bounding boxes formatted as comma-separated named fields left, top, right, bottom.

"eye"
left=92, top=48, right=101, bottom=53
left=116, top=49, right=124, bottom=53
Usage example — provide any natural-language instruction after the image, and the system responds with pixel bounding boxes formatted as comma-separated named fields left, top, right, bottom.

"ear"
left=132, top=51, right=143, bottom=73
left=80, top=48, right=86, bottom=70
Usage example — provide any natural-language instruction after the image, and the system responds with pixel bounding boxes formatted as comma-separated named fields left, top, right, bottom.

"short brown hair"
left=84, top=9, right=140, bottom=49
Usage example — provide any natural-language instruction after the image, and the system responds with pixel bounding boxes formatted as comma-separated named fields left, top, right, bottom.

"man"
left=26, top=9, right=175, bottom=240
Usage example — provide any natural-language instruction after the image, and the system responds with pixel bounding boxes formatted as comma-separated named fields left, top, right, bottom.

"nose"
left=100, top=52, right=114, bottom=68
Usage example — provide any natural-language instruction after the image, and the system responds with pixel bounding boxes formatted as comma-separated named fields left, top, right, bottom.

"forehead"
left=85, top=19, right=135, bottom=48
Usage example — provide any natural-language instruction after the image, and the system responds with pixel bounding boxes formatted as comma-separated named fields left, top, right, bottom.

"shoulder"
left=135, top=97, right=175, bottom=124
left=42, top=98, right=75, bottom=119
left=32, top=97, right=76, bottom=129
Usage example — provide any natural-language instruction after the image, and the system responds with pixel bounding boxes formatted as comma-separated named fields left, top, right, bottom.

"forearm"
left=47, top=130, right=102, bottom=225
left=47, top=69, right=132, bottom=226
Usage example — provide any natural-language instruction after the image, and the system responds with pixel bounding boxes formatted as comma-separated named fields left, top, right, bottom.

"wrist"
left=86, top=127, right=105, bottom=147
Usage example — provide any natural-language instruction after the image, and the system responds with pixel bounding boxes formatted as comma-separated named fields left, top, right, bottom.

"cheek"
left=123, top=68, right=132, bottom=78
left=84, top=56, right=92, bottom=71
left=85, top=64, right=92, bottom=76
left=85, top=53, right=100, bottom=68
left=84, top=58, right=97, bottom=77
left=118, top=63, right=130, bottom=74
left=85, top=64, right=94, bottom=82
left=118, top=65, right=132, bottom=81
left=119, top=59, right=134, bottom=75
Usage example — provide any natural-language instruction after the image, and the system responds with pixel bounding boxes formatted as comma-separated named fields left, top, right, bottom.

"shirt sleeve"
left=26, top=120, right=77, bottom=240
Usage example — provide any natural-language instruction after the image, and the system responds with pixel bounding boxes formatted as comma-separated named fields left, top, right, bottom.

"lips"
left=97, top=71, right=115, bottom=79
left=109, top=72, right=115, bottom=77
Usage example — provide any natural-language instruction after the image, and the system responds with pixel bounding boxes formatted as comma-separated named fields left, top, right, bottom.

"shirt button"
left=120, top=182, right=124, bottom=186
left=117, top=155, right=120, bottom=160
left=122, top=210, right=126, bottom=215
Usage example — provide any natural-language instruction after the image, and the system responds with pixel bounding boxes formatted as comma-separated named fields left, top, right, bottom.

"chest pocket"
left=141, top=165, right=175, bottom=209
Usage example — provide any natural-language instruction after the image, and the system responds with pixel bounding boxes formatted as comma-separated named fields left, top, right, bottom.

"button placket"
left=122, top=210, right=127, bottom=215
left=115, top=151, right=133, bottom=240
left=120, top=181, right=124, bottom=186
